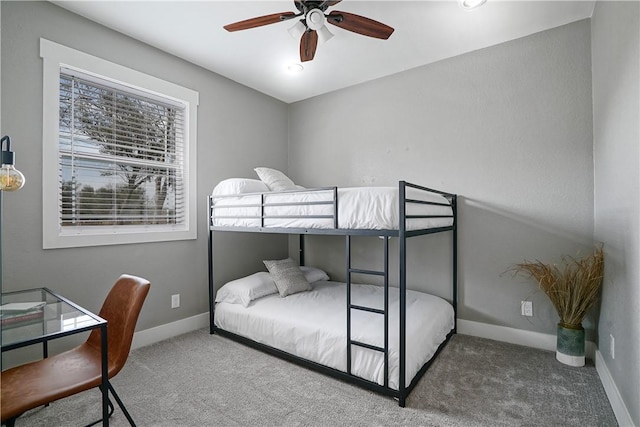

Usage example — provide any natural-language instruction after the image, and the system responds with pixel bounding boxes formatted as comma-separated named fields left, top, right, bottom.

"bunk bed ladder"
left=346, top=234, right=390, bottom=389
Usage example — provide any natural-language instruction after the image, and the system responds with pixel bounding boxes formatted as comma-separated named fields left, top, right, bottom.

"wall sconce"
left=0, top=135, right=26, bottom=191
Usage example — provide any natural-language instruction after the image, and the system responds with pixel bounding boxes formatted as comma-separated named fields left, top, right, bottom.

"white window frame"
left=40, top=38, right=199, bottom=249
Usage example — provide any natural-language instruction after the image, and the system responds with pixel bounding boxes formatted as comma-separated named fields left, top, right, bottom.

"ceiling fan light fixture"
left=288, top=20, right=307, bottom=39
left=460, top=0, right=487, bottom=10
left=305, top=9, right=326, bottom=31
left=317, top=26, right=334, bottom=45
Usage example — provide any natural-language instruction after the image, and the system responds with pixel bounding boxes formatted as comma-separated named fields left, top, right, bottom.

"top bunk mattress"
left=210, top=186, right=454, bottom=231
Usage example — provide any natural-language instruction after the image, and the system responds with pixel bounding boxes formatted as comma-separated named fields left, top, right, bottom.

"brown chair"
left=1, top=274, right=150, bottom=426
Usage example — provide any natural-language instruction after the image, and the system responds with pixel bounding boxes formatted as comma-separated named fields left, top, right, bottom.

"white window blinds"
left=58, top=69, right=186, bottom=230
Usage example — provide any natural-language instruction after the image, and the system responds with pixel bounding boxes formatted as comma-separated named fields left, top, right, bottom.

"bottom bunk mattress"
left=214, top=281, right=455, bottom=390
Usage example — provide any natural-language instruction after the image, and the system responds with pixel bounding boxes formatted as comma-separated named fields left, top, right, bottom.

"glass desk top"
left=1, top=287, right=106, bottom=351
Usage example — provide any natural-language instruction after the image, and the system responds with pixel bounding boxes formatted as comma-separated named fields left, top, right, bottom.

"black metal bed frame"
left=207, top=181, right=457, bottom=407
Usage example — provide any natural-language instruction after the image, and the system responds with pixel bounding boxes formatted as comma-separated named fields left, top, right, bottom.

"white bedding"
left=214, top=281, right=454, bottom=390
left=210, top=186, right=453, bottom=231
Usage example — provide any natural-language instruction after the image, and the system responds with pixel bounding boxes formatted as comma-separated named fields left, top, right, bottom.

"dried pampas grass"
left=514, top=247, right=604, bottom=327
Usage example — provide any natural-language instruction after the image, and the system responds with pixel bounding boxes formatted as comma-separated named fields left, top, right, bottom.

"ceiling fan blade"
left=327, top=10, right=394, bottom=39
left=300, top=30, right=319, bottom=62
left=224, top=12, right=297, bottom=32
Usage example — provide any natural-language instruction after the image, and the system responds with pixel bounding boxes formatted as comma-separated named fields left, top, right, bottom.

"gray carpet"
left=16, top=330, right=617, bottom=426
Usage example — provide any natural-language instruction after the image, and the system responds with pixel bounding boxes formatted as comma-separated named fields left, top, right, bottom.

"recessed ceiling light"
left=460, top=0, right=487, bottom=10
left=287, top=63, right=304, bottom=74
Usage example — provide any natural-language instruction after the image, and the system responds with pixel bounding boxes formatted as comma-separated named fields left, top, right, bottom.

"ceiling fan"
left=223, top=0, right=394, bottom=62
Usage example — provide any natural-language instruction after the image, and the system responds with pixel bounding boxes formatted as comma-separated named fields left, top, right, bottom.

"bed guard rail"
left=209, top=186, right=339, bottom=229
left=399, top=181, right=456, bottom=235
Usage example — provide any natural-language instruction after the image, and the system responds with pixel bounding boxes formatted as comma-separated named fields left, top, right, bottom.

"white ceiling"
left=52, top=1, right=595, bottom=104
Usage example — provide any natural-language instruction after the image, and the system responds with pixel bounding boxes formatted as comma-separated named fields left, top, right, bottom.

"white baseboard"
left=457, top=319, right=596, bottom=361
left=458, top=319, right=633, bottom=427
left=131, top=312, right=209, bottom=350
left=595, top=350, right=635, bottom=427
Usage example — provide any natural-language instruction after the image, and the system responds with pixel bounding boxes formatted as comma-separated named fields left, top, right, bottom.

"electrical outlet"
left=171, top=294, right=180, bottom=309
left=610, top=334, right=615, bottom=359
left=521, top=301, right=533, bottom=317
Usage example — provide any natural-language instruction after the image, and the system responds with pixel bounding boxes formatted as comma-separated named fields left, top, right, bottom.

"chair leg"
left=108, top=383, right=136, bottom=427
left=2, top=384, right=135, bottom=427
left=84, top=397, right=114, bottom=427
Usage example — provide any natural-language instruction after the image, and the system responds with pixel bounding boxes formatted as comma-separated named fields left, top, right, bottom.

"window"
left=58, top=71, right=184, bottom=228
left=41, top=39, right=199, bottom=248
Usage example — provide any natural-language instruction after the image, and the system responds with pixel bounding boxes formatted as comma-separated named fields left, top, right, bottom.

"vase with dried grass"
left=513, top=246, right=604, bottom=367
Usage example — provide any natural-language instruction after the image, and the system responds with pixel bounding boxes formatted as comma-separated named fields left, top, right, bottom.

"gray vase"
left=556, top=323, right=585, bottom=367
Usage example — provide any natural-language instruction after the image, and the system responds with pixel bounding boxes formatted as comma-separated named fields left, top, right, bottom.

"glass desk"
left=1, top=287, right=110, bottom=426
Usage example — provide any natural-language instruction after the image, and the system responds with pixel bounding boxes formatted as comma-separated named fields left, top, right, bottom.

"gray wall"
left=288, top=20, right=596, bottom=338
left=0, top=1, right=288, bottom=352
left=592, top=2, right=640, bottom=424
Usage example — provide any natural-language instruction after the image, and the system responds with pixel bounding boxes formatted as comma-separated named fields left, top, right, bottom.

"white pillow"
left=212, top=178, right=269, bottom=196
left=300, top=266, right=330, bottom=283
left=215, top=272, right=277, bottom=307
left=254, top=167, right=297, bottom=191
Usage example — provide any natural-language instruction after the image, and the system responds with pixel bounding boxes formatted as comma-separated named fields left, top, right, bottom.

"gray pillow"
left=263, top=258, right=311, bottom=297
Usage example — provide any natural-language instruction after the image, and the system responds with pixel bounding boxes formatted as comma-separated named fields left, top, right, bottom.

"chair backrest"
left=86, top=274, right=150, bottom=378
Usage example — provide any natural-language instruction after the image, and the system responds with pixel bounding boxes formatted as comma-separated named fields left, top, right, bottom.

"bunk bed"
left=207, top=177, right=457, bottom=407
